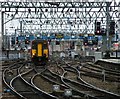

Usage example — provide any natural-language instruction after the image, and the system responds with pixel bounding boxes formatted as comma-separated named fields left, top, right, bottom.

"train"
left=31, top=39, right=49, bottom=65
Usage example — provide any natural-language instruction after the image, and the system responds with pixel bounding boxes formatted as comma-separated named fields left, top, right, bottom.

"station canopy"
left=0, top=0, right=120, bottom=37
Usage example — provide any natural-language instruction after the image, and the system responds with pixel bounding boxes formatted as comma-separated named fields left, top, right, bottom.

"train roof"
left=32, top=39, right=48, bottom=43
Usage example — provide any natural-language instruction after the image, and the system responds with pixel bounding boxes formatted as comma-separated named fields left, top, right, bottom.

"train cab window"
left=43, top=43, right=48, bottom=49
left=32, top=43, right=37, bottom=49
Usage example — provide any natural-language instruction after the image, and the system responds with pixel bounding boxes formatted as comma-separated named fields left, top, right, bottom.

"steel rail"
left=3, top=61, right=27, bottom=99
left=18, top=63, right=58, bottom=99
left=78, top=65, right=120, bottom=98
left=61, top=59, right=120, bottom=98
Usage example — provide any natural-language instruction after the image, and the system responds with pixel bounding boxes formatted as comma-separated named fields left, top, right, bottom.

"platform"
left=98, top=59, right=120, bottom=64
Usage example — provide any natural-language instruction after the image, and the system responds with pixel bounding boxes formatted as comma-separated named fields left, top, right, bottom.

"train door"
left=37, top=43, right=42, bottom=57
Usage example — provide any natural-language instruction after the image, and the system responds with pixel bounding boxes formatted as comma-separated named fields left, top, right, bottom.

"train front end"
left=31, top=40, right=49, bottom=65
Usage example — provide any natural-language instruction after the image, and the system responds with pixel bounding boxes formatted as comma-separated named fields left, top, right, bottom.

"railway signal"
left=109, top=20, right=115, bottom=35
left=95, top=21, right=101, bottom=35
left=25, top=39, right=30, bottom=44
left=83, top=37, right=88, bottom=46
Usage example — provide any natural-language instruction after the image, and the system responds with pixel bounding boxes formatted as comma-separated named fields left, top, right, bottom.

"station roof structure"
left=0, top=0, right=120, bottom=36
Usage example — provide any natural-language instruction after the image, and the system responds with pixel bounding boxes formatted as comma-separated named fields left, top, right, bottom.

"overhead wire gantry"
left=0, top=1, right=120, bottom=50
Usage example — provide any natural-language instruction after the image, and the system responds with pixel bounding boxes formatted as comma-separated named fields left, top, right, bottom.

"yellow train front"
left=31, top=39, right=49, bottom=65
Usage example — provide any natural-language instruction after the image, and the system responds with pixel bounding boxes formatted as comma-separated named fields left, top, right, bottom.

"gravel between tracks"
left=81, top=75, right=120, bottom=95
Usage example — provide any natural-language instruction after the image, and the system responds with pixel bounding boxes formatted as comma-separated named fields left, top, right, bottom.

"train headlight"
left=32, top=53, right=35, bottom=56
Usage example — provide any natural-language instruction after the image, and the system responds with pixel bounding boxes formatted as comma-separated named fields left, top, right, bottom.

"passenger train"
left=31, top=39, right=49, bottom=65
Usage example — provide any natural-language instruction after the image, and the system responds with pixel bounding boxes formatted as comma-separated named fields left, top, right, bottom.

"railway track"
left=79, top=62, right=120, bottom=95
left=31, top=60, right=90, bottom=98
left=3, top=57, right=120, bottom=99
left=55, top=59, right=120, bottom=99
left=41, top=68, right=87, bottom=98
left=32, top=61, right=84, bottom=98
left=80, top=67, right=120, bottom=82
left=86, top=62, right=120, bottom=77
left=3, top=60, right=27, bottom=99
left=2, top=59, right=24, bottom=71
left=32, top=70, right=68, bottom=99
left=3, top=61, right=57, bottom=99
left=95, top=60, right=120, bottom=71
left=48, top=61, right=101, bottom=98
left=61, top=59, right=120, bottom=82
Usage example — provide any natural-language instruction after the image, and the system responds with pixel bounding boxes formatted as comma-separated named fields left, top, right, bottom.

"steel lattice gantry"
left=0, top=1, right=120, bottom=49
